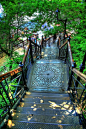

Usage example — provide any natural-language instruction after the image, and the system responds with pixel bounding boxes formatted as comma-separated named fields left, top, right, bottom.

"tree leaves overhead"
left=0, top=0, right=86, bottom=72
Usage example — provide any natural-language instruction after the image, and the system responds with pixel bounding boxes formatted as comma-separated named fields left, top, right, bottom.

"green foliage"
left=83, top=108, right=86, bottom=119
left=0, top=0, right=86, bottom=120
left=0, top=51, right=24, bottom=73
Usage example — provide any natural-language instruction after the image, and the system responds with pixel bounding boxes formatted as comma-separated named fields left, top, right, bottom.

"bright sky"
left=0, top=4, right=3, bottom=14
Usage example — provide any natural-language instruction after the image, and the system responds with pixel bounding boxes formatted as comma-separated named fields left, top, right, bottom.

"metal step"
left=11, top=113, right=79, bottom=125
left=25, top=92, right=70, bottom=97
left=14, top=107, right=77, bottom=116
left=24, top=95, right=70, bottom=100
left=21, top=98, right=71, bottom=104
left=18, top=102, right=74, bottom=110
left=29, top=89, right=68, bottom=93
left=28, top=58, right=68, bottom=93
left=3, top=120, right=83, bottom=129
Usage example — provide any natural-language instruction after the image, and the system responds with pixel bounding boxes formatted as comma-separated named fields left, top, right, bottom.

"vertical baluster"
left=82, top=92, right=86, bottom=103
left=64, top=44, right=68, bottom=64
left=57, top=38, right=59, bottom=47
left=38, top=46, right=39, bottom=56
left=36, top=45, right=38, bottom=58
left=75, top=52, right=86, bottom=88
left=59, top=36, right=61, bottom=47
left=41, top=35, right=43, bottom=48
left=19, top=62, right=28, bottom=91
left=54, top=34, right=56, bottom=43
left=29, top=37, right=34, bottom=64
left=40, top=43, right=41, bottom=55
left=67, top=62, right=76, bottom=90
left=0, top=82, right=13, bottom=106
left=59, top=36, right=61, bottom=57
left=36, top=38, right=37, bottom=54
left=44, top=36, right=46, bottom=47
left=0, top=89, right=8, bottom=107
left=53, top=35, right=54, bottom=43
left=5, top=79, right=14, bottom=100
left=79, top=87, right=85, bottom=103
left=49, top=37, right=50, bottom=47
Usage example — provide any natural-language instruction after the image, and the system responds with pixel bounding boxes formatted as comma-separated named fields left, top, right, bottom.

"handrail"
left=59, top=40, right=68, bottom=49
left=0, top=41, right=30, bottom=82
left=58, top=33, right=86, bottom=124
left=68, top=41, right=74, bottom=67
left=22, top=42, right=30, bottom=65
left=0, top=32, right=59, bottom=128
left=0, top=67, right=22, bottom=82
left=0, top=38, right=41, bottom=82
left=44, top=35, right=54, bottom=42
left=59, top=35, right=74, bottom=68
left=31, top=40, right=40, bottom=47
left=72, top=68, right=86, bottom=82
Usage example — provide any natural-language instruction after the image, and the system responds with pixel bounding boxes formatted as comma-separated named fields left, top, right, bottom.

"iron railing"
left=0, top=34, right=56, bottom=128
left=58, top=34, right=86, bottom=127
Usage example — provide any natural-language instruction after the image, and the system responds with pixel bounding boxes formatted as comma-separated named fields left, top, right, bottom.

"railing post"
left=59, top=35, right=61, bottom=47
left=68, top=36, right=71, bottom=42
left=49, top=37, right=50, bottom=47
left=5, top=79, right=14, bottom=100
left=0, top=82, right=13, bottom=106
left=29, top=37, right=34, bottom=64
left=40, top=42, right=41, bottom=54
left=75, top=52, right=86, bottom=88
left=19, top=61, right=28, bottom=91
left=57, top=37, right=59, bottom=47
left=45, top=36, right=46, bottom=47
left=64, top=36, right=70, bottom=63
left=42, top=35, right=43, bottom=48
left=64, top=44, right=68, bottom=64
left=53, top=35, right=54, bottom=43
left=68, top=62, right=76, bottom=90
left=79, top=84, right=86, bottom=103
left=54, top=34, right=56, bottom=43
left=35, top=38, right=37, bottom=53
left=0, top=89, right=12, bottom=119
left=59, top=36, right=61, bottom=57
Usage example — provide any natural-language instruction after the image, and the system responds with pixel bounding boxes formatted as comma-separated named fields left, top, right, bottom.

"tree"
left=0, top=0, right=86, bottom=71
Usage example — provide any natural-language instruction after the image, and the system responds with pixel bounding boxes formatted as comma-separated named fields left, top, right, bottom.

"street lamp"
left=56, top=8, right=67, bottom=40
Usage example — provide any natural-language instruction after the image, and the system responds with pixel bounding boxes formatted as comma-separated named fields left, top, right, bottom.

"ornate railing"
left=58, top=34, right=86, bottom=127
left=0, top=34, right=57, bottom=128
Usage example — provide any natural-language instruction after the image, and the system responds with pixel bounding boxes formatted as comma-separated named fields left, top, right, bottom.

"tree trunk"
left=0, top=45, right=10, bottom=56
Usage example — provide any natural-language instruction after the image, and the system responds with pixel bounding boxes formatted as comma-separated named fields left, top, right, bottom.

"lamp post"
left=56, top=8, right=67, bottom=41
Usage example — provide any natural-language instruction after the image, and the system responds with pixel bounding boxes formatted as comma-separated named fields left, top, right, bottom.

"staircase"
left=2, top=36, right=83, bottom=129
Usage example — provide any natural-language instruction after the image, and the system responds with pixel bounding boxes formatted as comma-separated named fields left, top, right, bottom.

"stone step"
left=11, top=113, right=79, bottom=125
left=18, top=102, right=74, bottom=110
left=15, top=107, right=76, bottom=116
left=4, top=120, right=83, bottom=129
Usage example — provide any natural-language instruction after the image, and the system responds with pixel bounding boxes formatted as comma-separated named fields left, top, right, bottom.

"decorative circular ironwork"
left=42, top=70, right=54, bottom=79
